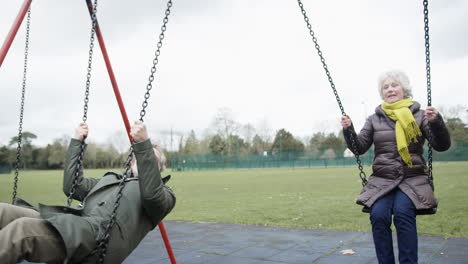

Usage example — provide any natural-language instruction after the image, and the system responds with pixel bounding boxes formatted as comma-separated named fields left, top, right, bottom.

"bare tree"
left=199, top=128, right=214, bottom=153
left=241, top=123, right=256, bottom=145
left=159, top=128, right=184, bottom=152
left=256, top=118, right=273, bottom=150
left=183, top=130, right=200, bottom=154
left=448, top=105, right=467, bottom=119
left=439, top=104, right=468, bottom=123
left=178, top=135, right=184, bottom=153
left=212, top=107, right=240, bottom=155
left=108, top=130, right=130, bottom=153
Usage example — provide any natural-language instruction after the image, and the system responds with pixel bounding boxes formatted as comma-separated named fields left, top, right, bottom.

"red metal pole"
left=158, top=222, right=177, bottom=263
left=0, top=0, right=33, bottom=68
left=84, top=0, right=132, bottom=142
left=84, top=1, right=177, bottom=263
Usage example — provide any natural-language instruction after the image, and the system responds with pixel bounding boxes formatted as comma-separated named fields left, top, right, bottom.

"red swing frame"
left=0, top=1, right=177, bottom=263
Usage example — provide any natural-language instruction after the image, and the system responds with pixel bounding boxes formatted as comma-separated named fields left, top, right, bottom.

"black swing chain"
left=140, top=0, right=173, bottom=121
left=95, top=1, right=173, bottom=263
left=67, top=0, right=99, bottom=207
left=12, top=8, right=32, bottom=203
left=94, top=151, right=133, bottom=264
left=423, top=0, right=434, bottom=190
left=296, top=0, right=367, bottom=186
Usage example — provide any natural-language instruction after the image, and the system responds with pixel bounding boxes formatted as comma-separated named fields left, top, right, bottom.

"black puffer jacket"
left=343, top=102, right=450, bottom=209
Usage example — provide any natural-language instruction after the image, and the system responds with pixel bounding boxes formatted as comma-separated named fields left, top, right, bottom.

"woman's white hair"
left=377, top=70, right=413, bottom=99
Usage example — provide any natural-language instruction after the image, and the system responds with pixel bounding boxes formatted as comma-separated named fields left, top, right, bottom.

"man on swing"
left=0, top=121, right=176, bottom=264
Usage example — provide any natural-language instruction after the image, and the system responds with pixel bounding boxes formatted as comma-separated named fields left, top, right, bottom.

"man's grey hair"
left=152, top=143, right=167, bottom=172
left=377, top=70, right=413, bottom=99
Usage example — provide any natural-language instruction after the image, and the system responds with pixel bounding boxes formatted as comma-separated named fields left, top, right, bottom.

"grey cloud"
left=2, top=0, right=467, bottom=147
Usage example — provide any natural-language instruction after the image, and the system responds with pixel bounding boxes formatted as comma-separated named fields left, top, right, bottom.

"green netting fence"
left=0, top=165, right=11, bottom=174
left=170, top=142, right=468, bottom=171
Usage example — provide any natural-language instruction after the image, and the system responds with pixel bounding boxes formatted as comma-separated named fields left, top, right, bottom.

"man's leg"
left=0, top=205, right=66, bottom=264
left=370, top=190, right=396, bottom=264
left=0, top=202, right=40, bottom=229
left=394, top=189, right=418, bottom=264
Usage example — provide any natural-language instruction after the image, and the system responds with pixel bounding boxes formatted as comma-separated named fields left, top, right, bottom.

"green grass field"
left=1, top=162, right=467, bottom=237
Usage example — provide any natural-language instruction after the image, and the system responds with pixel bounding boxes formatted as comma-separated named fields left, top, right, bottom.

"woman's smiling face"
left=382, top=78, right=404, bottom=103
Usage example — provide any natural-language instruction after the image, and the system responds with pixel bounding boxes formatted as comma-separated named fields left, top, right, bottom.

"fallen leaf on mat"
left=340, top=249, right=355, bottom=255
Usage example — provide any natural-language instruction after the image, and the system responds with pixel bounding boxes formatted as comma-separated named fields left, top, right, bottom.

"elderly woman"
left=341, top=70, right=450, bottom=264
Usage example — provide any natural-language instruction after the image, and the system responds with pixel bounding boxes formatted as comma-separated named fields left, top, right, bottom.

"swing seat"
left=361, top=206, right=437, bottom=215
left=415, top=207, right=437, bottom=215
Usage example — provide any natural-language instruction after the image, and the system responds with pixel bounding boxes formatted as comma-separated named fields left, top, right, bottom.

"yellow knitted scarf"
left=381, top=98, right=421, bottom=167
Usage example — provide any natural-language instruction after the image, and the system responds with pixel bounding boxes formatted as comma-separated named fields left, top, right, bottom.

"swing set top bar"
left=0, top=1, right=176, bottom=263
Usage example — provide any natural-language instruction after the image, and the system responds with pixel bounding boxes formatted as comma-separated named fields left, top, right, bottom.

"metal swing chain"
left=12, top=8, right=32, bottom=203
left=96, top=1, right=173, bottom=263
left=67, top=0, right=99, bottom=207
left=140, top=0, right=173, bottom=121
left=423, top=0, right=434, bottom=190
left=296, top=0, right=367, bottom=186
left=95, top=151, right=133, bottom=264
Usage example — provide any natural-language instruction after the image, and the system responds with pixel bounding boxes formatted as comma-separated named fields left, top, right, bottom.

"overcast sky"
left=1, top=0, right=467, bottom=151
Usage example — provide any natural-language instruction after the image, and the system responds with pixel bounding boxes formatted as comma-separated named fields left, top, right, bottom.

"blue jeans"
left=370, top=188, right=418, bottom=264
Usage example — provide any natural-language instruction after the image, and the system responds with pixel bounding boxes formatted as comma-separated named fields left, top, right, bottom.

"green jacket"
left=17, top=138, right=176, bottom=263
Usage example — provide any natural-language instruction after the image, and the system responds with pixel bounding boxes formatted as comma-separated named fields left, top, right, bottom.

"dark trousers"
left=370, top=188, right=418, bottom=264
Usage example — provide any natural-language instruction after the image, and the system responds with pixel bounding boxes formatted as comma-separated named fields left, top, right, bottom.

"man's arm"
left=63, top=123, right=98, bottom=201
left=131, top=120, right=176, bottom=225
left=134, top=139, right=176, bottom=225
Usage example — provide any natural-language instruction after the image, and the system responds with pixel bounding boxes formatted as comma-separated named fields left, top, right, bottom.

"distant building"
left=343, top=148, right=354, bottom=158
left=320, top=148, right=336, bottom=159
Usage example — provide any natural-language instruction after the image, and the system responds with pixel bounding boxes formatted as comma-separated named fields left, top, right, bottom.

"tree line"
left=0, top=133, right=126, bottom=170
left=1, top=106, right=467, bottom=170
left=171, top=108, right=350, bottom=160
left=172, top=107, right=468, bottom=159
